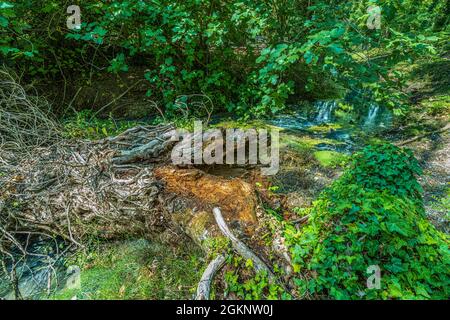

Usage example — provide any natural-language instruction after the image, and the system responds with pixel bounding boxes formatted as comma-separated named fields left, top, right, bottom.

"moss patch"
left=281, top=133, right=337, bottom=151
left=52, top=239, right=204, bottom=300
left=307, top=123, right=342, bottom=133
left=313, top=150, right=348, bottom=167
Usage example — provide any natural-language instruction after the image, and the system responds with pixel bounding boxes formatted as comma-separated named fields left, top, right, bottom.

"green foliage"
left=223, top=255, right=289, bottom=300
left=1, top=1, right=447, bottom=117
left=349, top=144, right=423, bottom=200
left=286, top=143, right=450, bottom=299
left=0, top=1, right=36, bottom=58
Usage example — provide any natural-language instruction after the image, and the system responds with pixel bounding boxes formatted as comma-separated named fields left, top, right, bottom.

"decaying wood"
left=195, top=254, right=226, bottom=300
left=155, top=166, right=258, bottom=227
left=0, top=121, right=270, bottom=250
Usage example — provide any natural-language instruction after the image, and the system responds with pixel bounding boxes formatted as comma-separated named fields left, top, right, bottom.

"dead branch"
left=195, top=254, right=226, bottom=300
left=0, top=67, right=61, bottom=157
left=395, top=123, right=450, bottom=146
left=212, top=207, right=275, bottom=279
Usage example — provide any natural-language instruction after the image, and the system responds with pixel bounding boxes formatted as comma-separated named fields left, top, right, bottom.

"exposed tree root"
left=1, top=126, right=176, bottom=245
left=212, top=207, right=275, bottom=278
left=195, top=254, right=226, bottom=300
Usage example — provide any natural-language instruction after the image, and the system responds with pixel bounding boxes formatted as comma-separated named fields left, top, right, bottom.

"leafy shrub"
left=349, top=144, right=423, bottom=200
left=1, top=1, right=447, bottom=117
left=286, top=143, right=450, bottom=299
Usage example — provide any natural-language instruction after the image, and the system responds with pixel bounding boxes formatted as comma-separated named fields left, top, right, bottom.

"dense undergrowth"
left=286, top=144, right=450, bottom=299
left=1, top=1, right=448, bottom=118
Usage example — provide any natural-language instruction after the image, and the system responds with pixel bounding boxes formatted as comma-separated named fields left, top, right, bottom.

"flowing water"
left=0, top=239, right=70, bottom=300
left=363, top=103, right=392, bottom=129
left=364, top=103, right=380, bottom=127
left=315, top=100, right=338, bottom=123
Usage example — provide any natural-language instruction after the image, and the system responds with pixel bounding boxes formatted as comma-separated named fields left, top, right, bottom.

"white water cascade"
left=364, top=103, right=380, bottom=126
left=315, top=101, right=337, bottom=123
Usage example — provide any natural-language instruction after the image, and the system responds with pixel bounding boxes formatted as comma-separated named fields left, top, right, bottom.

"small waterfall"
left=315, top=101, right=336, bottom=123
left=364, top=103, right=380, bottom=126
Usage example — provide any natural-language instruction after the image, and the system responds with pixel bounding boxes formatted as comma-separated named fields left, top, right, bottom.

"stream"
left=270, top=100, right=392, bottom=153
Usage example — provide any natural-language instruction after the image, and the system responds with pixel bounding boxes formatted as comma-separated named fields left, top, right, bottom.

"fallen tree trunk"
left=0, top=72, right=293, bottom=298
left=1, top=123, right=291, bottom=298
